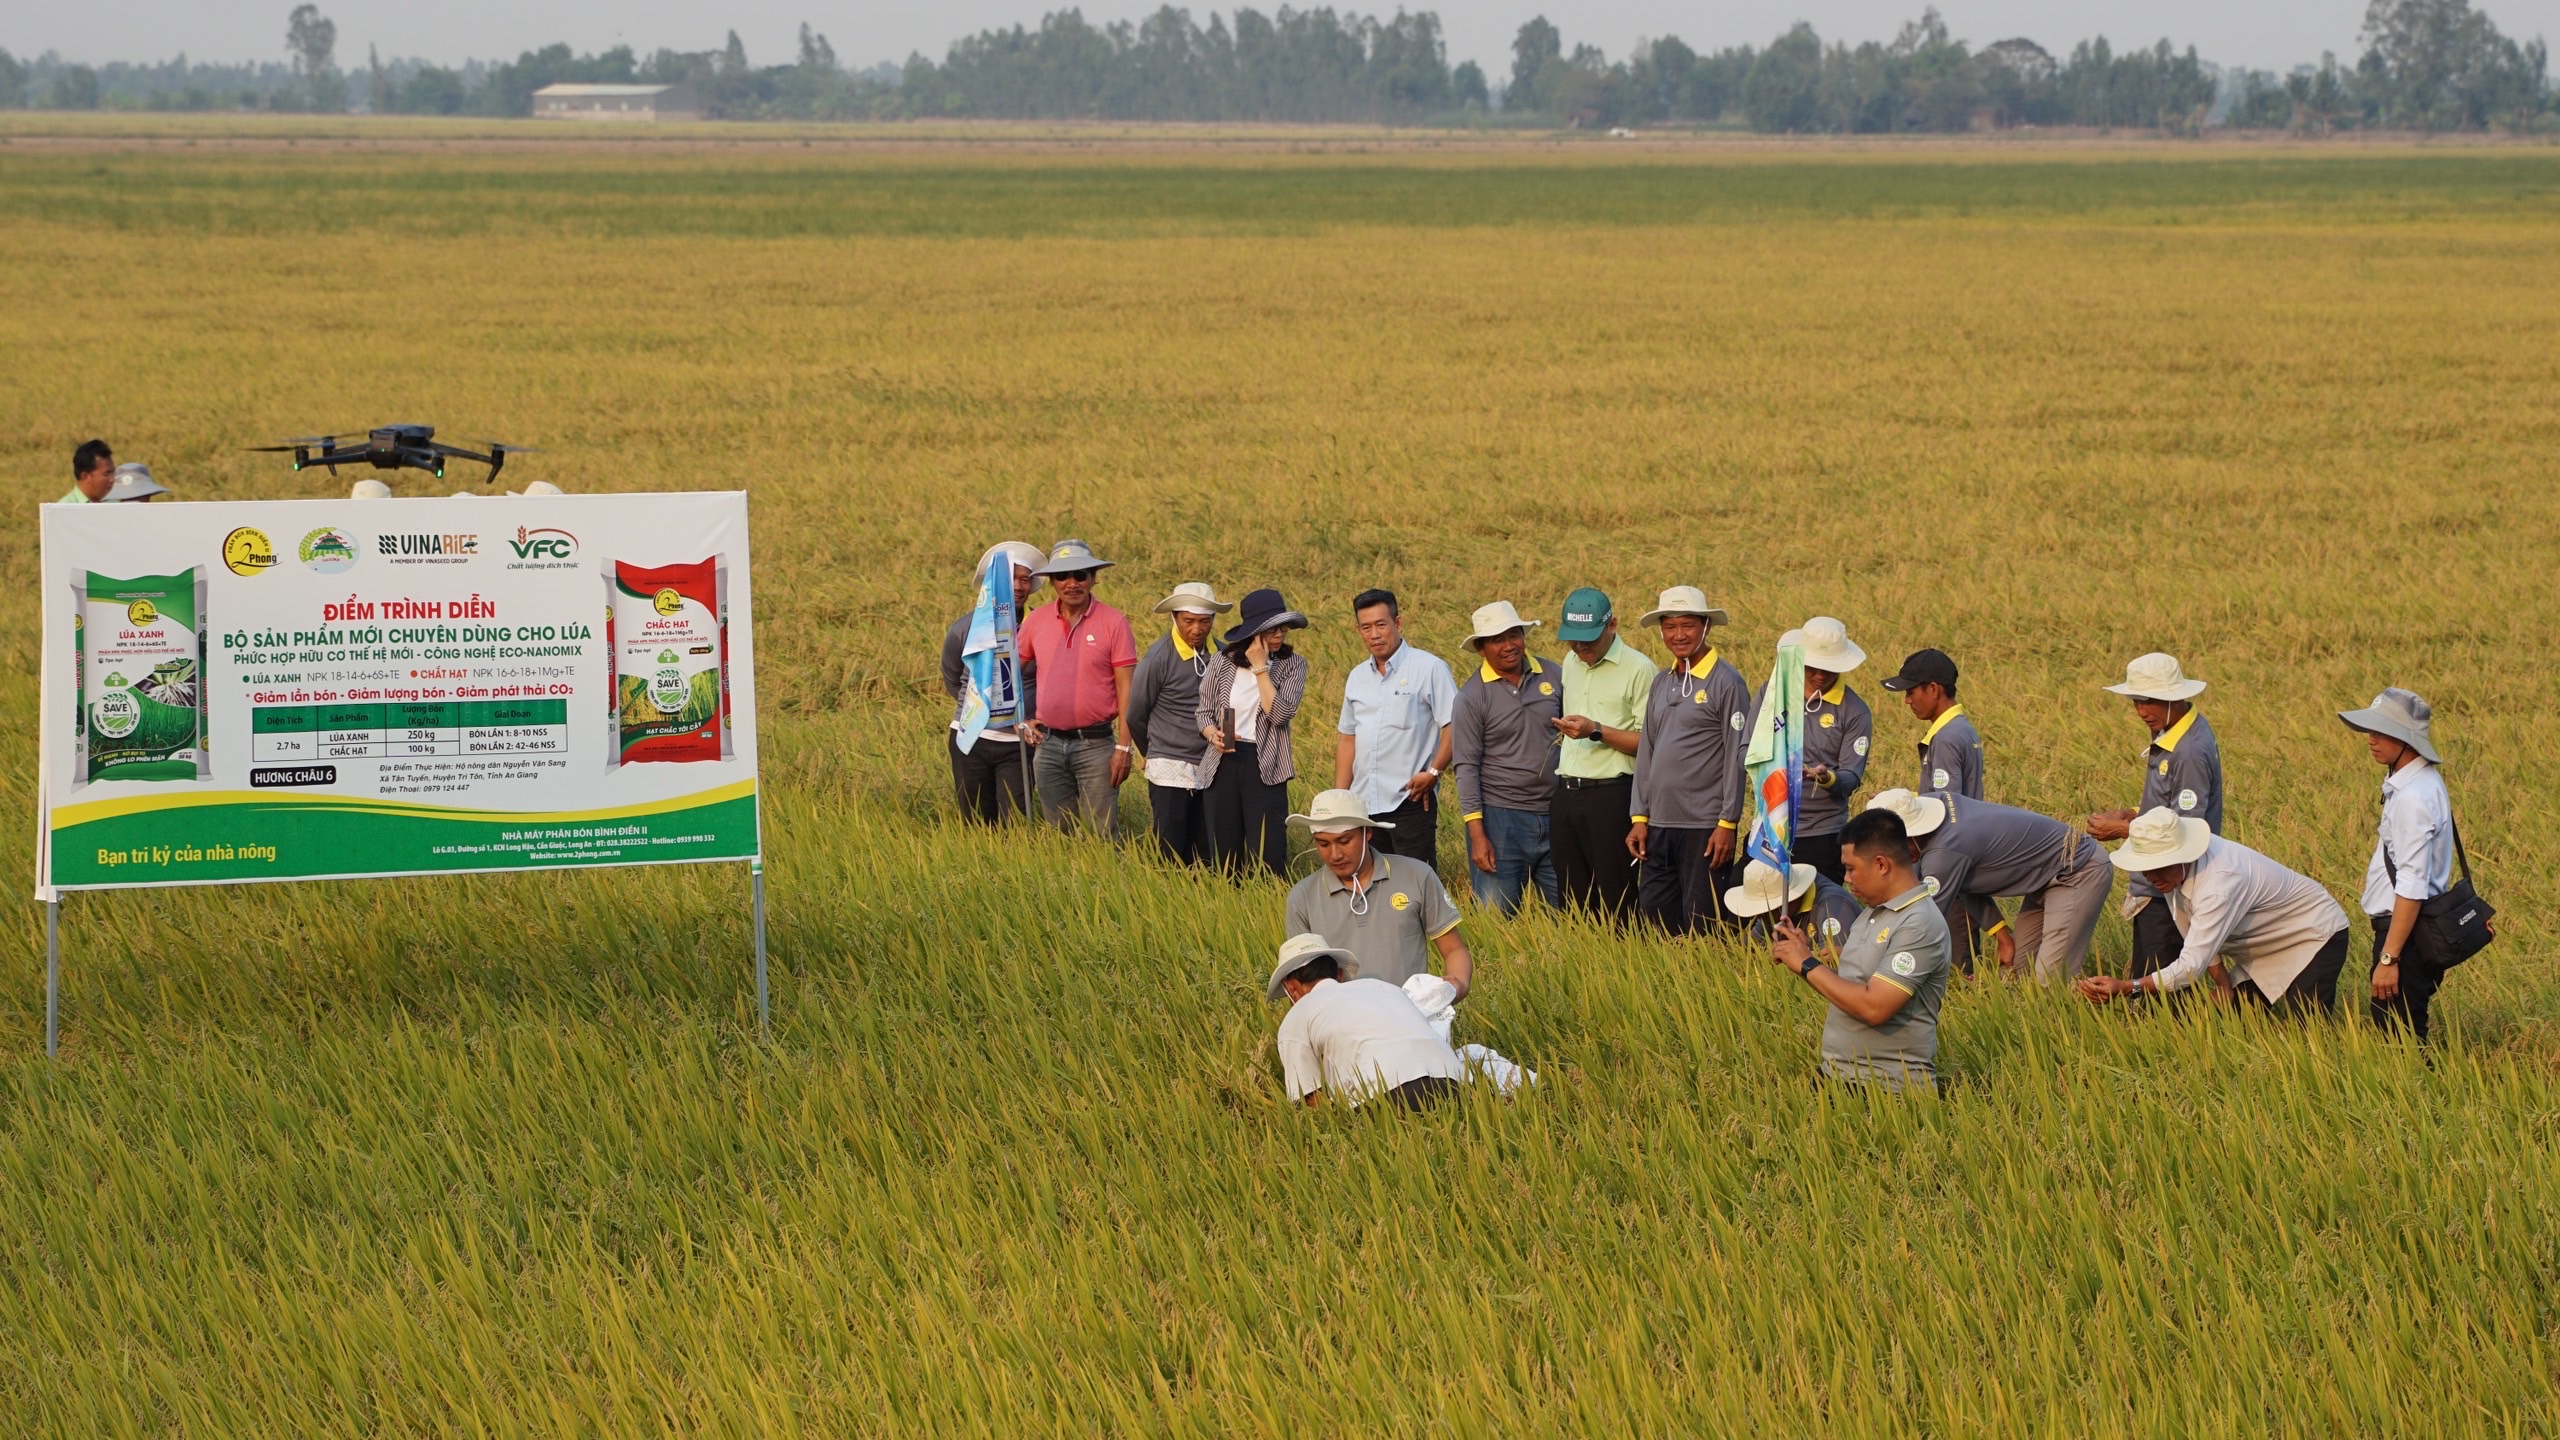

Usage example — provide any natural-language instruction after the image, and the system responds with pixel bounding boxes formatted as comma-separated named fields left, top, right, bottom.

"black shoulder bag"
left=2383, top=812, right=2495, bottom=971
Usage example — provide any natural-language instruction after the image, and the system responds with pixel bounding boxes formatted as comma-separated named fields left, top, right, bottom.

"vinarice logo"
left=503, top=525, right=581, bottom=571
left=377, top=532, right=480, bottom=566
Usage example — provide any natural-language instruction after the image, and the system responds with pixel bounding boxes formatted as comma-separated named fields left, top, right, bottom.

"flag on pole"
left=1744, top=642, right=1806, bottom=874
left=954, top=558, right=1023, bottom=753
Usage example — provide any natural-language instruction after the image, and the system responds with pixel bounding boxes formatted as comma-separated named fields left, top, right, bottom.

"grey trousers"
left=2012, top=833, right=2110, bottom=982
left=1034, top=733, right=1120, bottom=839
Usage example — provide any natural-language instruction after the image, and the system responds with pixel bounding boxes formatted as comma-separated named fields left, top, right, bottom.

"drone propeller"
left=471, top=440, right=541, bottom=455
left=247, top=432, right=364, bottom=450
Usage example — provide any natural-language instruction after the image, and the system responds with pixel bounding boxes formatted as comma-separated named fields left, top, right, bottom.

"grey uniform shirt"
left=1452, top=654, right=1563, bottom=820
left=1126, top=634, right=1212, bottom=766
left=1283, top=853, right=1463, bottom=989
left=2130, top=708, right=2224, bottom=900
left=1820, top=881, right=1953, bottom=1090
left=1799, top=683, right=1874, bottom=836
left=1918, top=708, right=1985, bottom=800
left=1629, top=653, right=1752, bottom=830
left=1918, top=793, right=2089, bottom=936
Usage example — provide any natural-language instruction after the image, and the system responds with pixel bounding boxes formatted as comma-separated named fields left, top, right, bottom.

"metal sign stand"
left=751, top=857, right=769, bottom=1042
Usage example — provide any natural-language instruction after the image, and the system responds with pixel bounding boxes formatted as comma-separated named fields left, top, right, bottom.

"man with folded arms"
left=1626, top=585, right=1751, bottom=934
left=1768, top=808, right=1953, bottom=1091
left=1866, top=787, right=2111, bottom=981
left=1125, top=582, right=1233, bottom=864
left=2085, top=653, right=2224, bottom=979
left=1451, top=600, right=1563, bottom=915
left=1282, top=789, right=1475, bottom=995
left=1265, top=934, right=1467, bottom=1111
left=2076, top=808, right=2350, bottom=1014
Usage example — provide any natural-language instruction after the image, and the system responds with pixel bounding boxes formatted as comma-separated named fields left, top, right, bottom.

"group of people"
left=940, top=539, right=2488, bottom=1105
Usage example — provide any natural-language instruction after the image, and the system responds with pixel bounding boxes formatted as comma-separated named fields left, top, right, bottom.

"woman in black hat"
left=1193, top=589, right=1310, bottom=877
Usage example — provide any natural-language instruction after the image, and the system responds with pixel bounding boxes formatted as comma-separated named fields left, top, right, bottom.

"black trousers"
left=1382, top=1075, right=1459, bottom=1111
left=1793, top=830, right=1845, bottom=885
left=948, top=734, right=1027, bottom=825
left=1369, top=792, right=1440, bottom=871
left=1148, top=779, right=1208, bottom=866
left=2129, top=896, right=2182, bottom=978
left=1553, top=778, right=1637, bottom=922
left=2368, top=915, right=2448, bottom=1041
left=2233, top=926, right=2349, bottom=1016
left=1203, top=742, right=1289, bottom=878
left=1638, top=826, right=1746, bottom=935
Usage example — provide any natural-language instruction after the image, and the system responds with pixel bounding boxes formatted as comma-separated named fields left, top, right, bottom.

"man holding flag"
left=942, top=540, right=1046, bottom=825
left=1627, top=587, right=1752, bottom=934
left=1744, top=634, right=1807, bottom=891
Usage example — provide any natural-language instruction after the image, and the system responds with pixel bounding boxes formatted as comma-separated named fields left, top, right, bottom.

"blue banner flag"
left=1744, top=643, right=1806, bottom=874
left=954, top=558, right=1022, bottom=752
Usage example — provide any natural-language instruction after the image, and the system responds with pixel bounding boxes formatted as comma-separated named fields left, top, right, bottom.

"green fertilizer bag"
left=79, top=570, right=210, bottom=783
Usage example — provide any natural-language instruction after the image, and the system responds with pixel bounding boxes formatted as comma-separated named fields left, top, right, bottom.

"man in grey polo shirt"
left=1869, top=787, right=2111, bottom=982
left=2085, top=654, right=2225, bottom=979
left=1125, top=582, right=1233, bottom=865
left=1282, top=789, right=1475, bottom=994
left=1452, top=600, right=1562, bottom=916
left=1770, top=808, right=1953, bottom=1090
left=1626, top=586, right=1751, bottom=935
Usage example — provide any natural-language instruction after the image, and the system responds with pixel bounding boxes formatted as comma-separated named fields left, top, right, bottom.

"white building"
left=530, top=84, right=700, bottom=122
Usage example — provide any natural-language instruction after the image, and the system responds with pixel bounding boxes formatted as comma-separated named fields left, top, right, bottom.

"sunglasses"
left=1054, top=570, right=1097, bottom=584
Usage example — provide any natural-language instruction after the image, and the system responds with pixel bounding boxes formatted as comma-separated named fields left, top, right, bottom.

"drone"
left=249, top=424, right=536, bottom=484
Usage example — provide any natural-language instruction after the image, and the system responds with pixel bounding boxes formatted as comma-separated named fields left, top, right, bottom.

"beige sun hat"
left=520, top=479, right=565, bottom=497
left=1286, top=788, right=1389, bottom=835
left=1723, top=859, right=1819, bottom=918
left=2109, top=806, right=2213, bottom=873
left=2338, top=687, right=2442, bottom=765
left=1636, top=585, right=1731, bottom=628
left=1153, top=582, right=1234, bottom=616
left=1466, top=600, right=1540, bottom=648
left=1267, top=932, right=1360, bottom=1001
left=1865, top=787, right=1949, bottom=837
left=350, top=478, right=393, bottom=500
left=1794, top=616, right=1866, bottom=673
left=2105, top=653, right=2206, bottom=702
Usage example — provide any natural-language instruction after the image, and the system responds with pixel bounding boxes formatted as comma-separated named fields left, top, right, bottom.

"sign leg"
left=45, top=897, right=60, bottom=1059
left=752, top=858, right=769, bottom=1042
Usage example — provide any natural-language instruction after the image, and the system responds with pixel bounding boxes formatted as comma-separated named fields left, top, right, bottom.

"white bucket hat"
left=2105, top=653, right=2206, bottom=702
left=107, top=462, right=168, bottom=501
left=1286, top=788, right=1389, bottom=836
left=2109, top=806, right=2213, bottom=873
left=2338, top=687, right=2441, bottom=764
left=1636, top=585, right=1731, bottom=628
left=1723, top=859, right=1818, bottom=918
left=1035, top=537, right=1114, bottom=576
left=1794, top=616, right=1866, bottom=673
left=1865, top=787, right=1949, bottom=837
left=350, top=478, right=393, bottom=500
left=1466, top=600, right=1539, bottom=648
left=976, top=540, right=1047, bottom=584
left=1267, top=932, right=1360, bottom=1001
left=520, top=479, right=565, bottom=497
left=1153, top=582, right=1234, bottom=616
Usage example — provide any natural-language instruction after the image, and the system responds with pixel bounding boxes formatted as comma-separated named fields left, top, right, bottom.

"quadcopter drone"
left=250, top=424, right=535, bottom=484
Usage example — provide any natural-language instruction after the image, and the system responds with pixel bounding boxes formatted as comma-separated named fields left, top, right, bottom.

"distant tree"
left=1452, top=59, right=1488, bottom=110
left=393, top=64, right=467, bottom=114
left=2285, top=52, right=2353, bottom=133
left=1976, top=38, right=2057, bottom=126
left=49, top=65, right=103, bottom=110
left=286, top=4, right=343, bottom=111
left=798, top=23, right=838, bottom=71
left=2224, top=69, right=2294, bottom=127
left=1628, top=35, right=1695, bottom=121
left=0, top=48, right=25, bottom=109
left=367, top=43, right=388, bottom=113
left=1742, top=23, right=1823, bottom=131
left=1893, top=10, right=1981, bottom=130
left=1508, top=16, right=1559, bottom=110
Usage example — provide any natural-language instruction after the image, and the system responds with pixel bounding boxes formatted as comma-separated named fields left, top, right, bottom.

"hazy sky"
left=18, top=0, right=2560, bottom=77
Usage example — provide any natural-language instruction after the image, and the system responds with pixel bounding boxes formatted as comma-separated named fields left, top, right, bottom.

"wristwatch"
left=2378, top=953, right=2400, bottom=967
left=1798, top=956, right=1821, bottom=978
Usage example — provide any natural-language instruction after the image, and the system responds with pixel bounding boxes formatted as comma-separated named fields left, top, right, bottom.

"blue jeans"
left=1034, top=733, right=1120, bottom=838
left=1471, top=806, right=1559, bottom=916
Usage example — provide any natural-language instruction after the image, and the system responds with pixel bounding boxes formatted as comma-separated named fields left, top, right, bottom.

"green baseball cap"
left=1557, top=586, right=1613, bottom=642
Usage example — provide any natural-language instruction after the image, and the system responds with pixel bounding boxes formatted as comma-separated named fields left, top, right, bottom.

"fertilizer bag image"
left=607, top=557, right=727, bottom=764
left=77, top=569, right=210, bottom=783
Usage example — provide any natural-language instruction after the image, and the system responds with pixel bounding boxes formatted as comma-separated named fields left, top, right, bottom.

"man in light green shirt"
left=58, top=440, right=115, bottom=504
left=1552, top=585, right=1654, bottom=918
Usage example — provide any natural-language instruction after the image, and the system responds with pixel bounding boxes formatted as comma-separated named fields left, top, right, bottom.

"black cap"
left=1881, top=648, right=1958, bottom=693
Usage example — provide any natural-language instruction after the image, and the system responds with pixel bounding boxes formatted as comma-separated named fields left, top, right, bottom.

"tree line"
left=1, top=0, right=2546, bottom=132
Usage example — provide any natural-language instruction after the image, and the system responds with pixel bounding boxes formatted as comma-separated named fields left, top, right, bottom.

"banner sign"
left=37, top=492, right=759, bottom=896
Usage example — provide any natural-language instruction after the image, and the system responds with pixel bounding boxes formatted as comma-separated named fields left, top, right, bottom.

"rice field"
left=2, top=120, right=2557, bottom=1435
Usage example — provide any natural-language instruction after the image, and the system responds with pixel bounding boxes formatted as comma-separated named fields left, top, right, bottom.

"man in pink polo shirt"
left=1017, top=537, right=1141, bottom=838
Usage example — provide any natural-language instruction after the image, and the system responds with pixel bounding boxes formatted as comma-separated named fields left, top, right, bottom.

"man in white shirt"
left=2076, top=808, right=2350, bottom=1014
left=1266, top=934, right=1466, bottom=1111
left=2340, top=687, right=2473, bottom=1040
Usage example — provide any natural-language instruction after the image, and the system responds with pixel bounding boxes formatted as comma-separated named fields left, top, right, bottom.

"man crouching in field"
left=1768, top=808, right=1953, bottom=1091
left=1267, top=933, right=1465, bottom=1111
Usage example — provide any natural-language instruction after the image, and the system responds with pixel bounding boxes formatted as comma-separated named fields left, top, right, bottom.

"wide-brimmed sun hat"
left=975, top=540, right=1048, bottom=583
left=1794, top=616, right=1866, bottom=673
left=1035, top=537, right=1114, bottom=577
left=1466, top=600, right=1539, bottom=648
left=1637, top=585, right=1731, bottom=628
left=106, top=462, right=168, bottom=501
left=2338, top=687, right=2442, bottom=765
left=1723, top=859, right=1819, bottom=918
left=1286, top=788, right=1388, bottom=835
left=1865, top=787, right=1949, bottom=837
left=2109, top=806, right=2213, bottom=873
left=1267, top=932, right=1360, bottom=1001
left=519, top=479, right=565, bottom=497
left=1221, top=588, right=1309, bottom=648
left=350, top=478, right=393, bottom=500
left=2105, top=653, right=2206, bottom=702
left=1153, top=582, right=1235, bottom=616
